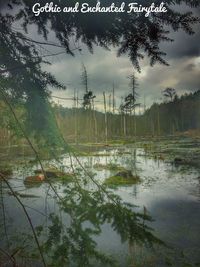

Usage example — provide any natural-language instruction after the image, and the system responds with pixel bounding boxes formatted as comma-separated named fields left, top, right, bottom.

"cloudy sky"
left=30, top=5, right=200, bottom=111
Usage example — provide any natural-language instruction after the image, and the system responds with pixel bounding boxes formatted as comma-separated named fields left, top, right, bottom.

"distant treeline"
left=54, top=90, right=200, bottom=142
left=0, top=90, right=199, bottom=146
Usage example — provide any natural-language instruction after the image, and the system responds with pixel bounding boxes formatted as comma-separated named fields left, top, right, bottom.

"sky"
left=2, top=1, right=200, bottom=112
left=42, top=6, right=200, bottom=112
left=45, top=24, right=200, bottom=111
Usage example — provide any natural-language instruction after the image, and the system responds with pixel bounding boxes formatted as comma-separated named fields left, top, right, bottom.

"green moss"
left=104, top=171, right=141, bottom=186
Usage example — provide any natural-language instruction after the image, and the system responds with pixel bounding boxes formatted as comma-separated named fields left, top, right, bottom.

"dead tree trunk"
left=103, top=92, right=108, bottom=144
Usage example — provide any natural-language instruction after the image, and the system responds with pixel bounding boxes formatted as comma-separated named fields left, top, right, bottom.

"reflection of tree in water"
left=38, top=184, right=164, bottom=267
left=0, top=176, right=163, bottom=267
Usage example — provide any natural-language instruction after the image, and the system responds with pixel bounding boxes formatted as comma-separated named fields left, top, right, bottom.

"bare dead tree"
left=103, top=92, right=108, bottom=144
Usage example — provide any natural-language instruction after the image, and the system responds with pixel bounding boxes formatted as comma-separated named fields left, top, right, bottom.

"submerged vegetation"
left=1, top=139, right=200, bottom=266
left=0, top=160, right=165, bottom=267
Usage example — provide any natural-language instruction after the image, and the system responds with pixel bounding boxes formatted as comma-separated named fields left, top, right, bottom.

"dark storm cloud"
left=45, top=47, right=135, bottom=109
left=0, top=1, right=9, bottom=8
left=139, top=57, right=200, bottom=98
left=160, top=5, right=200, bottom=60
left=46, top=31, right=200, bottom=110
left=160, top=28, right=200, bottom=60
left=183, top=63, right=195, bottom=72
left=45, top=41, right=200, bottom=110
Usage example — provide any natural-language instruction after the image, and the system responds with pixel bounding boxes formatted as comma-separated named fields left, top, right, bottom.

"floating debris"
left=0, top=166, right=13, bottom=178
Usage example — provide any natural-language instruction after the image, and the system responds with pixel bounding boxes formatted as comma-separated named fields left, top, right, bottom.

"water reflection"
left=0, top=145, right=200, bottom=267
left=0, top=178, right=163, bottom=267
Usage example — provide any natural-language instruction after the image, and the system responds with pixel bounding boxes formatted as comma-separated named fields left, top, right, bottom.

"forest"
left=53, top=89, right=200, bottom=143
left=1, top=88, right=199, bottom=146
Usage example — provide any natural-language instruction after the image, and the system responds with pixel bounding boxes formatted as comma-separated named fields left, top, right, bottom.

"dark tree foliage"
left=83, top=91, right=96, bottom=109
left=144, top=90, right=200, bottom=135
left=0, top=0, right=199, bottom=140
left=81, top=64, right=96, bottom=109
left=121, top=73, right=140, bottom=113
left=0, top=8, right=65, bottom=144
left=163, top=87, right=177, bottom=102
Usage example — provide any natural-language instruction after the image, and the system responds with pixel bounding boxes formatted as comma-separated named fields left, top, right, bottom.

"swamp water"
left=0, top=144, right=200, bottom=267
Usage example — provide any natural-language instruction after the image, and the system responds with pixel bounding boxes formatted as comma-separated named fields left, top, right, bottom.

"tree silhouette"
left=121, top=73, right=140, bottom=137
left=81, top=64, right=96, bottom=109
left=163, top=87, right=177, bottom=102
